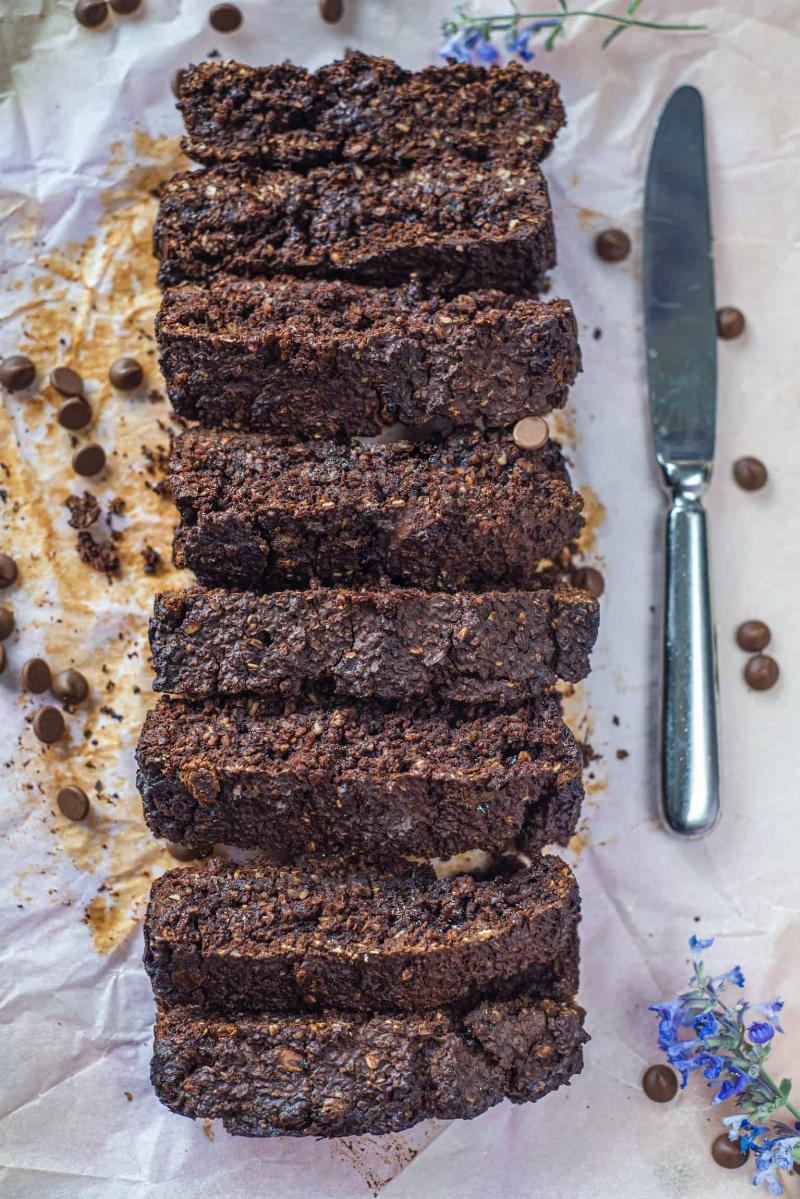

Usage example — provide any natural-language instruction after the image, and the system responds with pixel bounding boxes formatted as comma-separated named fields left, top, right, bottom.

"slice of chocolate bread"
left=170, top=429, right=585, bottom=592
left=144, top=855, right=579, bottom=1014
left=157, top=278, right=580, bottom=436
left=154, top=158, right=555, bottom=292
left=136, top=697, right=584, bottom=857
left=149, top=584, right=600, bottom=704
left=178, top=54, right=564, bottom=170
left=151, top=994, right=586, bottom=1137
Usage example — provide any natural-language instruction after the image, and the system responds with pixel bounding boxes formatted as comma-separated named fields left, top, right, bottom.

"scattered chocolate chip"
left=592, top=327, right=602, bottom=340
left=51, top=668, right=89, bottom=705
left=209, top=3, right=242, bottom=31
left=716, top=306, right=745, bottom=340
left=0, top=354, right=36, bottom=392
left=141, top=545, right=161, bottom=575
left=72, top=444, right=107, bottom=477
left=711, top=1132, right=749, bottom=1169
left=76, top=530, right=121, bottom=577
left=110, top=0, right=141, bottom=12
left=512, top=415, right=549, bottom=450
left=595, top=228, right=631, bottom=263
left=0, top=643, right=5, bottom=674
left=74, top=0, right=108, bottom=25
left=319, top=0, right=344, bottom=21
left=57, top=785, right=90, bottom=821
left=572, top=566, right=605, bottom=599
left=171, top=68, right=187, bottom=98
left=0, top=554, right=17, bottom=589
left=642, top=1064, right=678, bottom=1103
left=58, top=397, right=93, bottom=431
left=0, top=607, right=13, bottom=640
left=33, top=705, right=65, bottom=744
left=50, top=366, right=84, bottom=396
left=65, top=492, right=101, bottom=530
left=744, top=654, right=779, bottom=691
left=616, top=748, right=629, bottom=760
left=736, top=620, right=771, bottom=653
left=167, top=842, right=212, bottom=862
left=109, top=356, right=143, bottom=390
left=21, top=657, right=52, bottom=694
left=733, top=456, right=768, bottom=491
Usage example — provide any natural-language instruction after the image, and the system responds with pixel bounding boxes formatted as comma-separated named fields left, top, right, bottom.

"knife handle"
left=660, top=485, right=721, bottom=837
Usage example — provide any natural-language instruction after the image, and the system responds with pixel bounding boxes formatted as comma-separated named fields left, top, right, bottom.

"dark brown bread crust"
left=179, top=55, right=564, bottom=170
left=136, top=696, right=584, bottom=857
left=144, top=856, right=579, bottom=1015
left=154, top=159, right=555, bottom=292
left=149, top=585, right=600, bottom=704
left=152, top=995, right=586, bottom=1137
left=170, top=429, right=585, bottom=592
left=157, top=278, right=581, bottom=436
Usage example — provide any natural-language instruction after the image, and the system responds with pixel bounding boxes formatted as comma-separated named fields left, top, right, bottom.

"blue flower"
left=695, top=1051, right=724, bottom=1079
left=749, top=1021, right=776, bottom=1045
left=474, top=35, right=499, bottom=64
left=749, top=1000, right=785, bottom=1034
left=714, top=964, right=746, bottom=989
left=650, top=999, right=691, bottom=1050
left=694, top=1011, right=720, bottom=1040
left=713, top=1064, right=748, bottom=1105
left=439, top=36, right=472, bottom=63
left=689, top=934, right=714, bottom=957
left=507, top=28, right=535, bottom=61
left=753, top=1137, right=800, bottom=1195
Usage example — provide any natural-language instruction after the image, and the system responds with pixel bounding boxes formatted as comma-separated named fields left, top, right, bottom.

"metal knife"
left=644, top=86, right=721, bottom=838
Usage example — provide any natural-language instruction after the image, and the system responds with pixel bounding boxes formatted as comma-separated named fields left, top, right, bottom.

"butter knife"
left=644, top=86, right=721, bottom=837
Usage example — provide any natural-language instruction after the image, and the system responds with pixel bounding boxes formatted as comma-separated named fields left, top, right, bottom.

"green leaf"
left=545, top=22, right=565, bottom=50
left=627, top=0, right=644, bottom=14
left=557, top=0, right=568, bottom=11
left=602, top=23, right=628, bottom=49
left=779, top=1077, right=793, bottom=1099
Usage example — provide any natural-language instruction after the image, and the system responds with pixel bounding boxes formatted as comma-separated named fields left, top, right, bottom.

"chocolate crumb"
left=616, top=749, right=629, bottom=760
left=65, top=492, right=101, bottom=530
left=76, top=531, right=121, bottom=578
left=141, top=545, right=162, bottom=575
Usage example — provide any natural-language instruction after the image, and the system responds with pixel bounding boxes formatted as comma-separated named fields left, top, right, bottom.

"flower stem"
left=456, top=10, right=705, bottom=33
left=760, top=1066, right=800, bottom=1124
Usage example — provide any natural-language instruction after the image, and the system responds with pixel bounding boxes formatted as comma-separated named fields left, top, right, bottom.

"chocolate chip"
left=319, top=0, right=344, bottom=21
left=595, top=228, right=631, bottom=262
left=716, top=307, right=745, bottom=340
left=0, top=644, right=5, bottom=674
left=50, top=366, right=84, bottom=396
left=109, top=356, right=143, bottom=390
left=51, top=668, right=89, bottom=705
left=58, top=397, right=93, bottom=431
left=711, top=1132, right=749, bottom=1169
left=21, top=657, right=52, bottom=694
left=0, top=354, right=36, bottom=392
left=0, top=554, right=18, bottom=590
left=167, top=842, right=212, bottom=862
left=573, top=566, right=605, bottom=599
left=74, top=0, right=108, bottom=25
left=642, top=1064, right=678, bottom=1103
left=512, top=415, right=549, bottom=450
left=736, top=620, right=770, bottom=653
left=57, top=785, right=90, bottom=821
left=209, top=3, right=242, bottom=31
left=72, top=444, right=107, bottom=477
left=0, top=607, right=14, bottom=640
left=110, top=0, right=141, bottom=12
left=171, top=68, right=187, bottom=98
left=733, top=456, right=767, bottom=491
left=33, top=705, right=65, bottom=744
left=744, top=654, right=779, bottom=691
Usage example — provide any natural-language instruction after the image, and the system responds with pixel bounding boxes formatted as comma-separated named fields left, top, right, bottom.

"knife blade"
left=644, top=86, right=721, bottom=838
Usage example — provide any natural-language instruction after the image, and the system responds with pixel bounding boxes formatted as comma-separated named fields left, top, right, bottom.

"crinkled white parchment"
left=1, top=2, right=800, bottom=1196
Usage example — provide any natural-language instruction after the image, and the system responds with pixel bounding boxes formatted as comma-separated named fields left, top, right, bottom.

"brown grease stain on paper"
left=2, top=130, right=189, bottom=953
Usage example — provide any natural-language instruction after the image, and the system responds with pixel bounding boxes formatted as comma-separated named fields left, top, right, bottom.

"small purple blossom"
left=749, top=1022, right=776, bottom=1045
left=694, top=1011, right=720, bottom=1040
left=474, top=36, right=499, bottom=64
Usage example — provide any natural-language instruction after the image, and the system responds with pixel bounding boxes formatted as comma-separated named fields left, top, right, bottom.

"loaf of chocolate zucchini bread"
left=149, top=584, right=600, bottom=704
left=144, top=856, right=579, bottom=1014
left=178, top=54, right=564, bottom=170
left=152, top=994, right=586, bottom=1137
left=154, top=158, right=555, bottom=292
left=157, top=278, right=580, bottom=435
left=170, top=429, right=584, bottom=592
left=136, top=696, right=584, bottom=856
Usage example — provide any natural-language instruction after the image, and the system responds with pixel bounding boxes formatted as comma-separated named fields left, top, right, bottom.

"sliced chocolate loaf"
left=171, top=430, right=584, bottom=592
left=154, top=159, right=555, bottom=292
left=179, top=54, right=564, bottom=170
left=152, top=995, right=586, bottom=1137
left=136, top=697, right=584, bottom=856
left=157, top=278, right=580, bottom=436
left=149, top=585, right=600, bottom=704
left=145, top=856, right=579, bottom=1014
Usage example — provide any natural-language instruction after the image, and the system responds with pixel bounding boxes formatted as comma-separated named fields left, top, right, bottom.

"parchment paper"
left=1, top=1, right=799, bottom=1196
